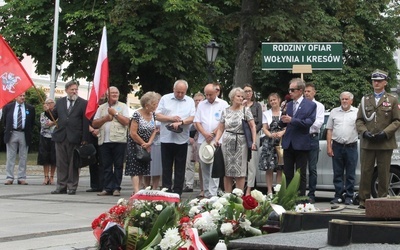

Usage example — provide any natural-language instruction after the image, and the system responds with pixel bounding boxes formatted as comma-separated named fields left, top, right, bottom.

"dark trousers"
left=99, top=143, right=126, bottom=192
left=88, top=139, right=103, bottom=190
left=283, top=145, right=309, bottom=196
left=332, top=141, right=358, bottom=198
left=161, top=142, right=188, bottom=195
left=307, top=135, right=319, bottom=197
left=55, top=140, right=79, bottom=191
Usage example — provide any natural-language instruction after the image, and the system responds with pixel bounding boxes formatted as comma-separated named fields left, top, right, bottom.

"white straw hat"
left=199, top=141, right=215, bottom=164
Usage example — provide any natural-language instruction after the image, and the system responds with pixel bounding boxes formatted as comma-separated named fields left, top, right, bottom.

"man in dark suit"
left=2, top=92, right=35, bottom=185
left=280, top=78, right=316, bottom=196
left=46, top=80, right=89, bottom=195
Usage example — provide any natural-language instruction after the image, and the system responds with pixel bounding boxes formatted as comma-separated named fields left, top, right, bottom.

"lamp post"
left=205, top=39, right=220, bottom=82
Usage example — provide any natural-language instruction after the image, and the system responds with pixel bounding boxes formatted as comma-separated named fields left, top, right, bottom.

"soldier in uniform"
left=356, top=69, right=400, bottom=209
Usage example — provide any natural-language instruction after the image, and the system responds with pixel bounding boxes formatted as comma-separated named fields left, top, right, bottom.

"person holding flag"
left=0, top=35, right=36, bottom=185
left=92, top=86, right=129, bottom=196
left=84, top=26, right=110, bottom=194
left=2, top=93, right=36, bottom=185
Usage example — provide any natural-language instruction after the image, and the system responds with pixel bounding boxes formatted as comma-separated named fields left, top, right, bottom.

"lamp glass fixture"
left=205, top=39, right=219, bottom=63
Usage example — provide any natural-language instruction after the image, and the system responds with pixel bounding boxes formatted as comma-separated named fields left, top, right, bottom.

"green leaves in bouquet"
left=200, top=229, right=220, bottom=250
left=124, top=204, right=176, bottom=250
left=275, top=170, right=301, bottom=210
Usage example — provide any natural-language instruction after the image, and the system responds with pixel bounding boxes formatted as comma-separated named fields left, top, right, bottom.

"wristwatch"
left=114, top=112, right=119, bottom=118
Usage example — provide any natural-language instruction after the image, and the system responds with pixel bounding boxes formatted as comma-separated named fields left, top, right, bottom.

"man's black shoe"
left=86, top=188, right=101, bottom=192
left=358, top=205, right=365, bottom=209
left=182, top=186, right=193, bottom=192
left=68, top=190, right=76, bottom=195
left=51, top=189, right=67, bottom=194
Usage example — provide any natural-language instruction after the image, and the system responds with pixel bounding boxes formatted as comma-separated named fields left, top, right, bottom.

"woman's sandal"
left=43, top=176, right=50, bottom=185
left=49, top=176, right=55, bottom=185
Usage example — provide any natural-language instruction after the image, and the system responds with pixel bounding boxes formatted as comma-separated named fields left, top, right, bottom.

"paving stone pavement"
left=1, top=165, right=399, bottom=249
left=0, top=165, right=202, bottom=250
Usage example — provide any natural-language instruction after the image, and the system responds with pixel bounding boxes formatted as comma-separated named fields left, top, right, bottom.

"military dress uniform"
left=356, top=91, right=400, bottom=207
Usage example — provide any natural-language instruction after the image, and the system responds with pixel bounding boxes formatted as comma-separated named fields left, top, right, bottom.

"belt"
left=310, top=133, right=319, bottom=138
left=226, top=130, right=244, bottom=151
left=333, top=140, right=357, bottom=147
left=13, top=129, right=24, bottom=132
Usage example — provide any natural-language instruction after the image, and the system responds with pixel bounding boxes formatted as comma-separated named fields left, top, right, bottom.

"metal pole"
left=50, top=0, right=60, bottom=99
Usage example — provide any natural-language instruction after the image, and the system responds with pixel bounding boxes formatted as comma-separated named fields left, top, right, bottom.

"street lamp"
left=205, top=39, right=220, bottom=82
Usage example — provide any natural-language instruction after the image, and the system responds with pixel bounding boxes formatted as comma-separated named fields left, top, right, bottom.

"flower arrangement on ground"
left=92, top=171, right=305, bottom=249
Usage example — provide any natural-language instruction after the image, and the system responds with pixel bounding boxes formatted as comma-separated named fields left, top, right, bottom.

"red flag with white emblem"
left=0, top=35, right=34, bottom=109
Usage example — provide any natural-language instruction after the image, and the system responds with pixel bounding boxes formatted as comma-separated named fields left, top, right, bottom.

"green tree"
left=0, top=0, right=223, bottom=99
left=232, top=0, right=400, bottom=107
left=1, top=0, right=400, bottom=108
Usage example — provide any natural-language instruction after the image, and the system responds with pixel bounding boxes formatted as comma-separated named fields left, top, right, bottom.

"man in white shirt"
left=194, top=83, right=229, bottom=198
left=327, top=91, right=359, bottom=205
left=304, top=82, right=325, bottom=203
left=156, top=80, right=196, bottom=195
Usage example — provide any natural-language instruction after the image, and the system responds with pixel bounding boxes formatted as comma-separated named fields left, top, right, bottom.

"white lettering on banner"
left=263, top=55, right=300, bottom=63
left=272, top=44, right=307, bottom=52
left=263, top=55, right=340, bottom=63
left=307, top=44, right=332, bottom=51
left=306, top=55, right=341, bottom=63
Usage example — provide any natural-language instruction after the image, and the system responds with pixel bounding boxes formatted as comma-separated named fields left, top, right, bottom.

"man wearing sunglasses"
left=356, top=69, right=400, bottom=209
left=280, top=78, right=317, bottom=196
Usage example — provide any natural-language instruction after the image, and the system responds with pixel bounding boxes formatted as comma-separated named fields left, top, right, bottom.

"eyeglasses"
left=45, top=102, right=54, bottom=104
left=288, top=88, right=300, bottom=92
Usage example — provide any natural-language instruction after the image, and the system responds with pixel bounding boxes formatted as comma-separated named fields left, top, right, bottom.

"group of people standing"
left=2, top=69, right=399, bottom=208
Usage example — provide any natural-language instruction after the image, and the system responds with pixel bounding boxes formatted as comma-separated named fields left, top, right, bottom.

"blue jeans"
left=99, top=143, right=127, bottom=192
left=332, top=141, right=358, bottom=198
left=307, top=135, right=319, bottom=198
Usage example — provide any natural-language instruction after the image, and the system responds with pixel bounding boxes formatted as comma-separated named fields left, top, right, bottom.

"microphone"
left=280, top=94, right=291, bottom=115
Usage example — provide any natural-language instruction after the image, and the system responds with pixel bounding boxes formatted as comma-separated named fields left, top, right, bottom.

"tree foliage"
left=1, top=0, right=400, bottom=109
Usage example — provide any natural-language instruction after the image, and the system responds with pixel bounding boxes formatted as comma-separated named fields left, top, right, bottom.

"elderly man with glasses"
left=279, top=78, right=316, bottom=196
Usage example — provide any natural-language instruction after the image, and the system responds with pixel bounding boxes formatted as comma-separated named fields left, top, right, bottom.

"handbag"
left=242, top=107, right=253, bottom=149
left=129, top=116, right=152, bottom=162
left=211, top=146, right=225, bottom=178
left=275, top=138, right=284, bottom=165
left=133, top=143, right=151, bottom=162
left=73, top=144, right=97, bottom=168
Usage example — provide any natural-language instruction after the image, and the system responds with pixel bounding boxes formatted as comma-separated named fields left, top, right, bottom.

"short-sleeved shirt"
left=194, top=97, right=229, bottom=143
left=326, top=106, right=358, bottom=144
left=156, top=93, right=195, bottom=144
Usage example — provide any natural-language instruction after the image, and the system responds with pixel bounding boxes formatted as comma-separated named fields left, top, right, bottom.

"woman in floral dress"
left=214, top=87, right=257, bottom=193
left=259, top=93, right=285, bottom=197
left=126, top=91, right=160, bottom=194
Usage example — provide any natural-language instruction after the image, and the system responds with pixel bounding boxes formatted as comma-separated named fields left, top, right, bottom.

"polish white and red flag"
left=85, top=26, right=109, bottom=120
left=0, top=35, right=34, bottom=109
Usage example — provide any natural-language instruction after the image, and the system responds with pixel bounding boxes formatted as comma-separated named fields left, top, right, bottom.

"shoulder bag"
left=129, top=115, right=152, bottom=162
left=242, top=107, right=253, bottom=149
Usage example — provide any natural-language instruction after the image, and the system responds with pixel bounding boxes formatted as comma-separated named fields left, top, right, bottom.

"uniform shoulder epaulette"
left=386, top=93, right=396, bottom=98
left=364, top=93, right=373, bottom=97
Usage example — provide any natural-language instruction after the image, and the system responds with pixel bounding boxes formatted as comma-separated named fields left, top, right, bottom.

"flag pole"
left=50, top=0, right=60, bottom=99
